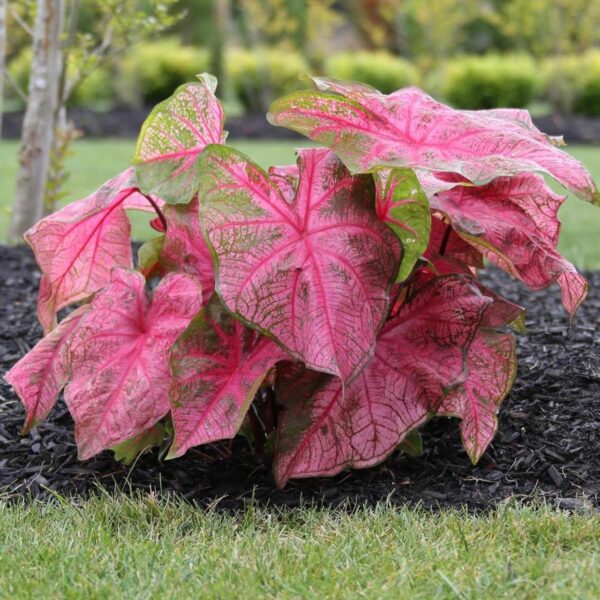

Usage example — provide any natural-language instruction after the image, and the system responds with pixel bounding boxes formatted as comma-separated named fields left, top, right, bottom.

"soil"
left=4, top=108, right=600, bottom=144
left=1, top=245, right=599, bottom=512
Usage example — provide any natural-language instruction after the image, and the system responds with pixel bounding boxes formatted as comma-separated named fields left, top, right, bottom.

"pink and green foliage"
left=197, top=145, right=401, bottom=382
left=5, top=74, right=599, bottom=486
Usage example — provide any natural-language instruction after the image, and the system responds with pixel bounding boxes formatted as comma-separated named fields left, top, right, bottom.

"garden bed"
left=1, top=244, right=598, bottom=512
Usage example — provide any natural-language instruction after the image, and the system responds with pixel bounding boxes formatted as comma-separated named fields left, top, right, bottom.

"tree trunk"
left=0, top=0, right=7, bottom=139
left=10, top=0, right=64, bottom=240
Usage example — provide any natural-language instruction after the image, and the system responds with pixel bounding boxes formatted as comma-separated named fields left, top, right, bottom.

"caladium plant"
left=5, top=74, right=599, bottom=486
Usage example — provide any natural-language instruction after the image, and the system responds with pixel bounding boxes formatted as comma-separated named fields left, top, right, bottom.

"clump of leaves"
left=6, top=74, right=599, bottom=487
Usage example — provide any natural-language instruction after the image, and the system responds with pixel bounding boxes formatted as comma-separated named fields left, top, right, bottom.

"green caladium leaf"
left=134, top=73, right=226, bottom=203
left=374, top=168, right=430, bottom=281
left=137, top=235, right=165, bottom=278
left=398, top=429, right=424, bottom=457
left=111, top=422, right=167, bottom=465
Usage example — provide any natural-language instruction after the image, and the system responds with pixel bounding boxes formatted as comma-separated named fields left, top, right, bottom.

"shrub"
left=439, top=54, right=539, bottom=109
left=119, top=38, right=210, bottom=106
left=226, top=47, right=308, bottom=113
left=325, top=51, right=419, bottom=94
left=540, top=51, right=600, bottom=116
left=540, top=54, right=584, bottom=115
left=6, top=74, right=598, bottom=487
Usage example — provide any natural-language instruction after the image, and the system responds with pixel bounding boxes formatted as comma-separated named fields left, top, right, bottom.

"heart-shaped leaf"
left=268, top=82, right=599, bottom=203
left=4, top=306, right=89, bottom=433
left=198, top=146, right=401, bottom=382
left=25, top=168, right=162, bottom=334
left=160, top=197, right=215, bottom=302
left=168, top=296, right=288, bottom=458
left=437, top=329, right=517, bottom=463
left=134, top=74, right=226, bottom=203
left=65, top=269, right=202, bottom=459
left=374, top=168, right=430, bottom=281
left=273, top=275, right=491, bottom=486
left=429, top=173, right=587, bottom=316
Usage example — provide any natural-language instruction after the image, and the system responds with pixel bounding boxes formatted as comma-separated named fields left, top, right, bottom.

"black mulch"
left=1, top=245, right=599, bottom=512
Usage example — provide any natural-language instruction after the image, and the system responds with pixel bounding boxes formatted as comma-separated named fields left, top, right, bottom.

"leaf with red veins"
left=134, top=74, right=226, bottom=204
left=25, top=168, right=162, bottom=334
left=198, top=145, right=401, bottom=383
left=4, top=306, right=89, bottom=433
left=429, top=173, right=587, bottom=316
left=268, top=164, right=299, bottom=204
left=168, top=296, right=288, bottom=458
left=424, top=214, right=484, bottom=272
left=64, top=269, right=202, bottom=460
left=374, top=167, right=430, bottom=281
left=437, top=329, right=517, bottom=463
left=268, top=82, right=599, bottom=204
left=161, top=197, right=215, bottom=302
left=273, top=275, right=492, bottom=486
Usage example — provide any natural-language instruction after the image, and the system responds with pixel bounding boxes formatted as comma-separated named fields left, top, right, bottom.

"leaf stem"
left=439, top=224, right=452, bottom=256
left=143, top=194, right=167, bottom=231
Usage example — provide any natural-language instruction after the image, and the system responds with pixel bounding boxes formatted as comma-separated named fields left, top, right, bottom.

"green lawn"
left=1, top=139, right=600, bottom=268
left=0, top=495, right=598, bottom=598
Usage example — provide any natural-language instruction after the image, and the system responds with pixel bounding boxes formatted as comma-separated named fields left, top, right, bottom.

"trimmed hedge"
left=225, top=48, right=309, bottom=113
left=119, top=38, right=210, bottom=106
left=437, top=54, right=539, bottom=110
left=325, top=51, right=419, bottom=94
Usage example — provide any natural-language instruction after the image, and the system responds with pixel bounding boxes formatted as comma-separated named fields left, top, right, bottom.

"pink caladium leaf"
left=4, top=306, right=89, bottom=433
left=160, top=197, right=215, bottom=302
left=429, top=173, right=588, bottom=316
left=268, top=82, right=599, bottom=204
left=168, top=296, right=288, bottom=458
left=198, top=145, right=401, bottom=382
left=25, top=168, right=163, bottom=334
left=273, top=275, right=492, bottom=486
left=437, top=329, right=517, bottom=463
left=134, top=74, right=226, bottom=203
left=374, top=168, right=430, bottom=281
left=268, top=164, right=299, bottom=203
left=64, top=268, right=202, bottom=460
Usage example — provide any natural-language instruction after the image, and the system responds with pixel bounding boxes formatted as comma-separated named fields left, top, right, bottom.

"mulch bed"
left=1, top=245, right=599, bottom=512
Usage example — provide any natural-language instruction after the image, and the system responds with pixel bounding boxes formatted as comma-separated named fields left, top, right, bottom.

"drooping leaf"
left=398, top=429, right=423, bottom=457
left=111, top=422, right=167, bottom=465
left=268, top=82, right=599, bottom=204
left=374, top=167, right=430, bottom=281
left=64, top=269, right=202, bottom=460
left=134, top=74, right=226, bottom=203
left=4, top=306, right=89, bottom=433
left=437, top=329, right=517, bottom=463
left=161, top=197, right=215, bottom=302
left=25, top=168, right=162, bottom=334
left=198, top=145, right=401, bottom=382
left=168, top=296, right=288, bottom=458
left=137, top=235, right=165, bottom=278
left=273, top=275, right=491, bottom=486
left=429, top=173, right=588, bottom=316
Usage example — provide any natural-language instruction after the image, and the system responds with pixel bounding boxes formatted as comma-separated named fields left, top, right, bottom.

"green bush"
left=439, top=54, right=539, bottom=109
left=541, top=51, right=600, bottom=116
left=8, top=47, right=116, bottom=110
left=119, top=38, right=210, bottom=106
left=226, top=48, right=308, bottom=113
left=325, top=51, right=419, bottom=94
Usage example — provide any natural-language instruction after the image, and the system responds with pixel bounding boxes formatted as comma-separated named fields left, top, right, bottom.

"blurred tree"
left=0, top=0, right=7, bottom=137
left=10, top=0, right=182, bottom=238
left=499, top=0, right=600, bottom=57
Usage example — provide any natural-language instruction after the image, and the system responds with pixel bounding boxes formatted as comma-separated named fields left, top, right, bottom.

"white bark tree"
left=0, top=0, right=7, bottom=138
left=10, top=0, right=64, bottom=240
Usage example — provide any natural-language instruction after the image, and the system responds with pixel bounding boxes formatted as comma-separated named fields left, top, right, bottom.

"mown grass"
left=0, top=494, right=598, bottom=598
left=1, top=139, right=600, bottom=268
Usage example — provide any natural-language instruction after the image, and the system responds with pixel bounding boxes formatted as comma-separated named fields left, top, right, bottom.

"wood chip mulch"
left=1, top=245, right=598, bottom=512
